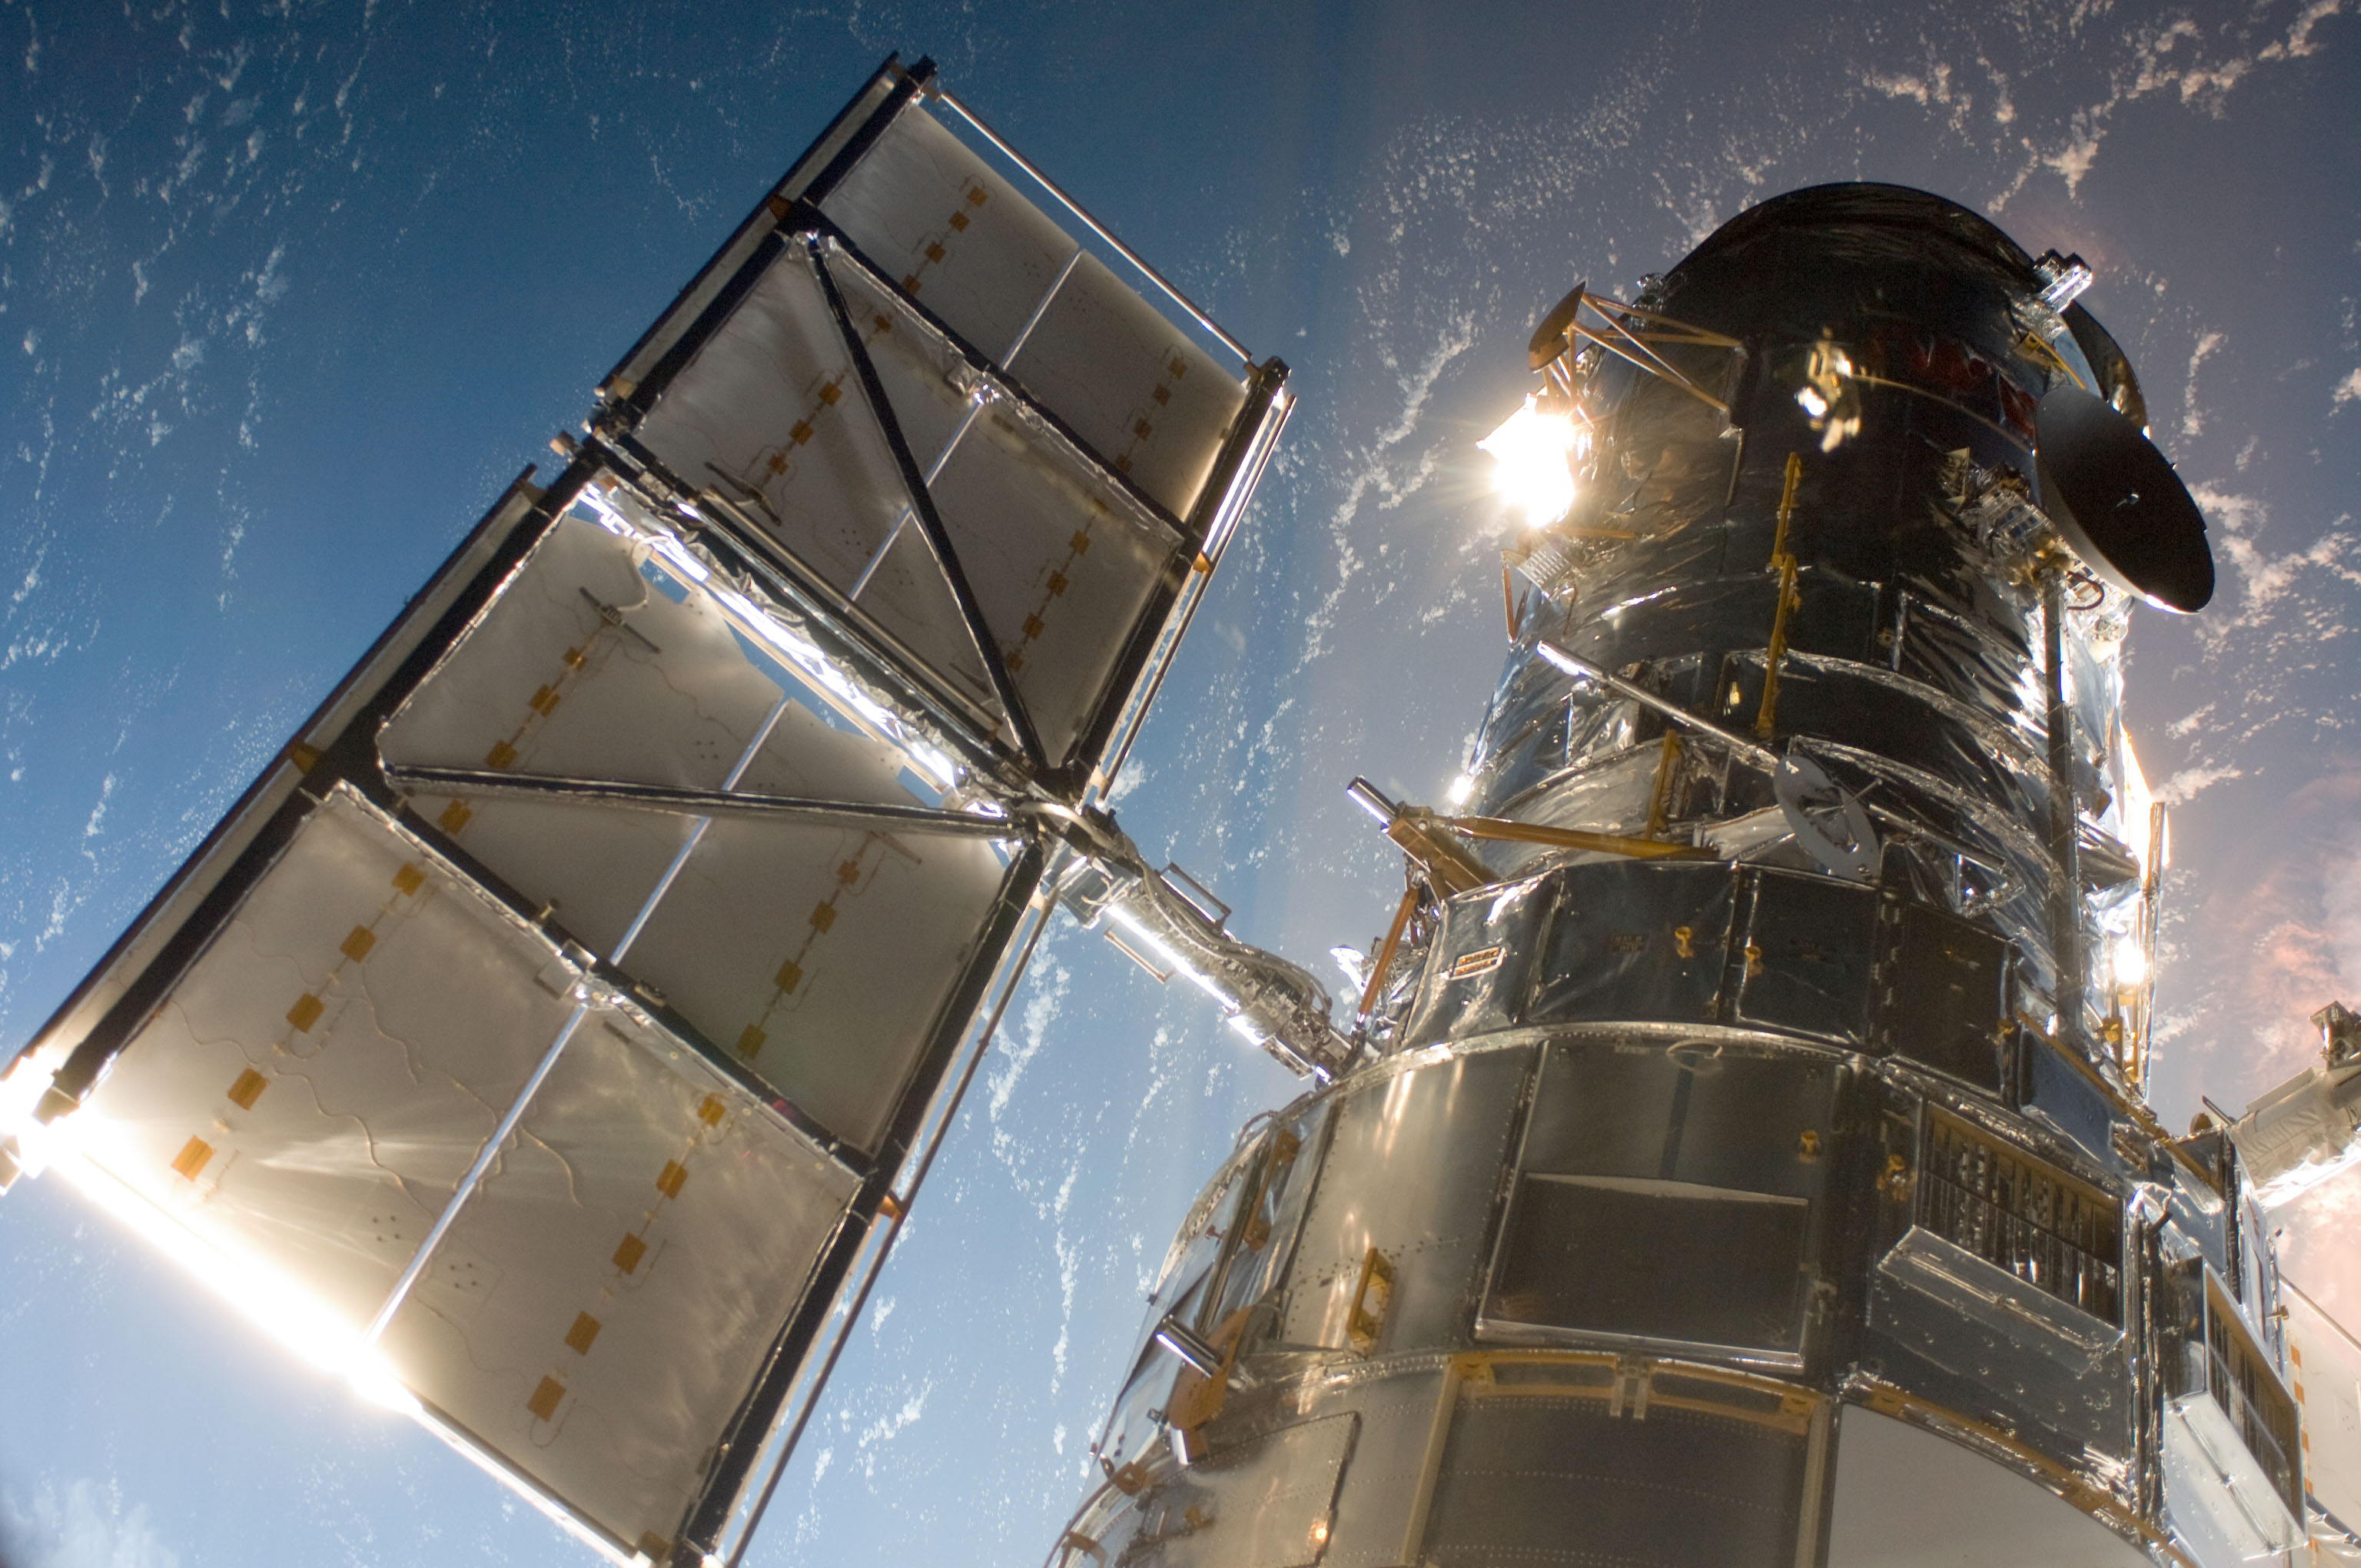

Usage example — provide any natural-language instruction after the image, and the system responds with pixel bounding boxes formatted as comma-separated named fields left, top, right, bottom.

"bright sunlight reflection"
left=1478, top=396, right=1580, bottom=525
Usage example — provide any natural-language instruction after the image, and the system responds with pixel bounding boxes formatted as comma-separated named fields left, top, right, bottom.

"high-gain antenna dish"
left=2034, top=386, right=2215, bottom=613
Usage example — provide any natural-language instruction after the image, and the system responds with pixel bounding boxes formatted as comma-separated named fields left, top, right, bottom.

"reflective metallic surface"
left=1057, top=820, right=1355, bottom=1080
left=2229, top=1005, right=2361, bottom=1209
left=1054, top=187, right=2345, bottom=1566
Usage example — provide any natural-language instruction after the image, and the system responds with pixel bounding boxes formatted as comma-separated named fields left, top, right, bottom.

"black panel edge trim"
left=670, top=839, right=1049, bottom=1559
left=806, top=241, right=1049, bottom=771
left=1071, top=359, right=1290, bottom=792
left=597, top=54, right=926, bottom=403
left=30, top=461, right=587, bottom=1096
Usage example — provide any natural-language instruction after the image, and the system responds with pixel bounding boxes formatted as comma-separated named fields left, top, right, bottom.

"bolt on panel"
left=1733, top=870, right=1881, bottom=1044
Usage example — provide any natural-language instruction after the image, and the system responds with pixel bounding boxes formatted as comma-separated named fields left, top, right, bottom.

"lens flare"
left=1479, top=396, right=1580, bottom=525
left=2113, top=936, right=2148, bottom=988
left=52, top=1133, right=418, bottom=1415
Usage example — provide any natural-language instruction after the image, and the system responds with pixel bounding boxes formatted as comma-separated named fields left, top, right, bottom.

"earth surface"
left=2, top=2, right=2357, bottom=1565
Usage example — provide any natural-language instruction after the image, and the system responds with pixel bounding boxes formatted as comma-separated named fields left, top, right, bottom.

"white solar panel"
left=623, top=245, right=1180, bottom=766
left=380, top=1005, right=858, bottom=1563
left=377, top=502, right=1022, bottom=1152
left=602, top=72, right=1284, bottom=787
left=64, top=779, right=866, bottom=1560
left=78, top=786, right=584, bottom=1330
left=2, top=52, right=1288, bottom=1568
left=819, top=106, right=1247, bottom=520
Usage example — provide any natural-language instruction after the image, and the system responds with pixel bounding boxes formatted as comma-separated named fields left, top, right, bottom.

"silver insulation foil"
left=1056, top=187, right=2312, bottom=1568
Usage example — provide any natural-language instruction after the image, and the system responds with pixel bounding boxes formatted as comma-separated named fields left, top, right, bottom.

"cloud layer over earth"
left=0, top=2, right=2354, bottom=1565
left=2, top=1479, right=179, bottom=1568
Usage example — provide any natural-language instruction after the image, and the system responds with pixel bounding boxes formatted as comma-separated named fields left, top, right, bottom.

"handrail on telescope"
left=1530, top=285, right=1739, bottom=414
left=1440, top=814, right=1717, bottom=862
left=1589, top=294, right=1743, bottom=347
left=930, top=88, right=1254, bottom=367
left=1567, top=315, right=1729, bottom=414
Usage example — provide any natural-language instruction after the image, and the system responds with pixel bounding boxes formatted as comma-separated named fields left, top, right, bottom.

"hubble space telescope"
left=1048, top=171, right=2361, bottom=1566
left=8, top=52, right=2361, bottom=1568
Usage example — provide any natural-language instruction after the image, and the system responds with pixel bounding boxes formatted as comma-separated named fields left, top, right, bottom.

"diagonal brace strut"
left=801, top=234, right=1050, bottom=772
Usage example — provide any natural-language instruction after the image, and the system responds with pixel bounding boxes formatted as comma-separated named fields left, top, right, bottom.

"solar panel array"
left=2, top=55, right=1288, bottom=1567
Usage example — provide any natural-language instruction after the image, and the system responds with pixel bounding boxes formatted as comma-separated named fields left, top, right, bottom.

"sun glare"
left=1478, top=396, right=1580, bottom=525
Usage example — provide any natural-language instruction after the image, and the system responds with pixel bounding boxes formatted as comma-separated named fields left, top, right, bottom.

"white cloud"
left=2182, top=331, right=2224, bottom=438
left=1865, top=70, right=1933, bottom=105
left=985, top=958, right=1070, bottom=1121
left=1986, top=0, right=2351, bottom=206
left=2185, top=484, right=2361, bottom=629
left=852, top=1380, right=934, bottom=1479
left=2323, top=822, right=2361, bottom=994
left=2, top=1478, right=180, bottom=1568
left=2260, top=0, right=2349, bottom=61
left=2333, top=367, right=2361, bottom=410
left=2154, top=761, right=2243, bottom=806
left=2044, top=130, right=2103, bottom=197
